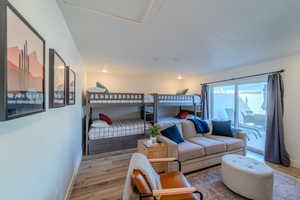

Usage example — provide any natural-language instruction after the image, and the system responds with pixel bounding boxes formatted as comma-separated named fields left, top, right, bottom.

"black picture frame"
left=49, top=48, right=66, bottom=108
left=0, top=1, right=46, bottom=121
left=66, top=66, right=76, bottom=105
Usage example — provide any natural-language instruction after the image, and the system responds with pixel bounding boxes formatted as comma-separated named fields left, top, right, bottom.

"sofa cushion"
left=160, top=171, right=198, bottom=200
left=206, top=135, right=245, bottom=151
left=181, top=120, right=197, bottom=138
left=161, top=125, right=184, bottom=144
left=187, top=136, right=226, bottom=156
left=178, top=141, right=205, bottom=162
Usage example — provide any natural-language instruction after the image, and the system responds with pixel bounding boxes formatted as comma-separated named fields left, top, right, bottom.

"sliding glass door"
left=210, top=81, right=268, bottom=154
left=211, top=85, right=235, bottom=123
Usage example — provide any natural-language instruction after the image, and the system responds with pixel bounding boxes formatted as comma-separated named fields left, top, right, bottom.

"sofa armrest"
left=234, top=130, right=248, bottom=146
left=157, top=135, right=178, bottom=158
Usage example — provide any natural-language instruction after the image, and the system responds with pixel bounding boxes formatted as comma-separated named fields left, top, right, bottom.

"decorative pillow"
left=188, top=118, right=210, bottom=134
left=88, top=87, right=106, bottom=93
left=161, top=125, right=184, bottom=144
left=91, top=120, right=110, bottom=128
left=212, top=120, right=233, bottom=137
left=96, top=82, right=109, bottom=93
left=176, top=88, right=189, bottom=95
left=99, top=114, right=113, bottom=125
left=158, top=122, right=183, bottom=138
left=175, top=111, right=189, bottom=119
left=131, top=170, right=154, bottom=200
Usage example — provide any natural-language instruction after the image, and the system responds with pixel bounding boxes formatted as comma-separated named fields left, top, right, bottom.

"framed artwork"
left=49, top=49, right=66, bottom=108
left=66, top=67, right=76, bottom=105
left=0, top=1, right=46, bottom=121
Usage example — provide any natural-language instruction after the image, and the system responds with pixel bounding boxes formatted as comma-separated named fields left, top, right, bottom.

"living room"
left=0, top=0, right=300, bottom=200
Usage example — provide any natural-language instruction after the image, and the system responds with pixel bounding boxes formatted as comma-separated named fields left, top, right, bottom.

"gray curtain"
left=265, top=73, right=290, bottom=166
left=201, top=84, right=209, bottom=120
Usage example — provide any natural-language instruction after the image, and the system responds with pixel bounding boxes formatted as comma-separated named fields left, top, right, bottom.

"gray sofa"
left=157, top=120, right=247, bottom=173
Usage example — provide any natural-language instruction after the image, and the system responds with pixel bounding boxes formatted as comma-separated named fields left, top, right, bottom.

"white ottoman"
left=221, top=154, right=274, bottom=200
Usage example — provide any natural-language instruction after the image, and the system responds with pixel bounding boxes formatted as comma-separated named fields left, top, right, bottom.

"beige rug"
left=186, top=166, right=300, bottom=200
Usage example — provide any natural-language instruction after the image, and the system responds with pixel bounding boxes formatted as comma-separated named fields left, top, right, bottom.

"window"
left=210, top=81, right=268, bottom=154
left=211, top=85, right=235, bottom=124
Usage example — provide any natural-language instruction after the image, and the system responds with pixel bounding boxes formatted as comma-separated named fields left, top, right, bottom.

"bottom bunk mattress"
left=89, top=119, right=151, bottom=140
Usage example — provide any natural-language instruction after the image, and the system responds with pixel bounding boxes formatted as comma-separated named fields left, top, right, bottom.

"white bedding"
left=89, top=119, right=151, bottom=140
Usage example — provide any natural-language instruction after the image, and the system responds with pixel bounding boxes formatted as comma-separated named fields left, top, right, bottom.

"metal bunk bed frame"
left=85, top=92, right=154, bottom=155
left=152, top=93, right=200, bottom=123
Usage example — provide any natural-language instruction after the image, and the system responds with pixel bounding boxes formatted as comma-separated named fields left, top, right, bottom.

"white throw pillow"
left=91, top=120, right=110, bottom=128
left=88, top=87, right=106, bottom=93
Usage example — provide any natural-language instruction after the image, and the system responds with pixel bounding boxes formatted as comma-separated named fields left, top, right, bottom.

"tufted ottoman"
left=221, top=154, right=274, bottom=200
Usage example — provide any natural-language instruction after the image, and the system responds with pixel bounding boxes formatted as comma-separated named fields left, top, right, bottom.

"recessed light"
left=177, top=75, right=183, bottom=80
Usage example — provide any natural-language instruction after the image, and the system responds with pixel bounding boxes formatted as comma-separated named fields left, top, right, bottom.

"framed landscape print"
left=66, top=67, right=76, bottom=105
left=49, top=49, right=66, bottom=108
left=0, top=1, right=46, bottom=121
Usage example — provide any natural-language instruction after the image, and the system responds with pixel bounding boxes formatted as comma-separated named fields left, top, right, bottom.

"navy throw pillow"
left=212, top=120, right=233, bottom=137
left=161, top=125, right=184, bottom=144
left=188, top=118, right=210, bottom=134
left=199, top=120, right=210, bottom=133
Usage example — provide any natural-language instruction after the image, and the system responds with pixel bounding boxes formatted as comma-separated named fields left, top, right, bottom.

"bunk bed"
left=152, top=93, right=202, bottom=123
left=85, top=91, right=202, bottom=155
left=85, top=92, right=153, bottom=155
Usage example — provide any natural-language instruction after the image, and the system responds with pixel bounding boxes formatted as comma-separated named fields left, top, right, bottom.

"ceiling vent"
left=63, top=0, right=156, bottom=24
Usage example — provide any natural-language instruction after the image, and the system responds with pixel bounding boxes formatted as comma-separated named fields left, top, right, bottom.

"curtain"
left=201, top=84, right=209, bottom=120
left=265, top=73, right=290, bottom=166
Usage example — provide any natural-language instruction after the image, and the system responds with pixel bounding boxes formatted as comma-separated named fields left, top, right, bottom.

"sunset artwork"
left=53, top=55, right=65, bottom=104
left=68, top=68, right=76, bottom=105
left=49, top=48, right=66, bottom=108
left=6, top=6, right=45, bottom=118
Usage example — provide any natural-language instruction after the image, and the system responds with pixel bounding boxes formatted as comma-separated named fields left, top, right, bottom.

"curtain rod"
left=200, top=69, right=284, bottom=86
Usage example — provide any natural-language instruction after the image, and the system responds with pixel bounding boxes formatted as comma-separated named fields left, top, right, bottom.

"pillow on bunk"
left=161, top=125, right=184, bottom=144
left=96, top=82, right=109, bottom=93
left=175, top=111, right=189, bottom=119
left=176, top=88, right=189, bottom=95
left=99, top=114, right=113, bottom=125
left=91, top=120, right=110, bottom=128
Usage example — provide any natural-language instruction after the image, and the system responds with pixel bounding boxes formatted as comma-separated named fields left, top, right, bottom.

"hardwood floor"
left=69, top=149, right=135, bottom=200
left=69, top=150, right=300, bottom=200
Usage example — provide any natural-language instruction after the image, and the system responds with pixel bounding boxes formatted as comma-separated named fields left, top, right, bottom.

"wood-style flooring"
left=69, top=150, right=300, bottom=200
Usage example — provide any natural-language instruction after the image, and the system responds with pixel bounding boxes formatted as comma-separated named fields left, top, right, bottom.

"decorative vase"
left=150, top=136, right=157, bottom=144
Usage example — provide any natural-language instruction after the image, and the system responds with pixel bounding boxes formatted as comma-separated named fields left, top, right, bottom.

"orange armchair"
left=131, top=157, right=203, bottom=200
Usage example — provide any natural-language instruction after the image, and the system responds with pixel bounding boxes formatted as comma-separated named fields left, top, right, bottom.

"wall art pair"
left=0, top=1, right=76, bottom=121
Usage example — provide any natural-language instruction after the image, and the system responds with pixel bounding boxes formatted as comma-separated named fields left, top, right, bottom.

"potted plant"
left=146, top=125, right=160, bottom=145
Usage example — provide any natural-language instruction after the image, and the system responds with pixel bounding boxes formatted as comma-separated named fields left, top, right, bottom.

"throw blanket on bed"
left=188, top=118, right=210, bottom=134
left=122, top=153, right=162, bottom=200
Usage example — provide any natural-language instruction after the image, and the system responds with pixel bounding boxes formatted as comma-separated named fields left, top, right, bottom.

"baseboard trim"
left=64, top=153, right=82, bottom=200
left=291, top=159, right=300, bottom=169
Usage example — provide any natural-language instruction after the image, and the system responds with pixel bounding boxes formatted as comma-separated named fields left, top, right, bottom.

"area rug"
left=186, top=166, right=300, bottom=200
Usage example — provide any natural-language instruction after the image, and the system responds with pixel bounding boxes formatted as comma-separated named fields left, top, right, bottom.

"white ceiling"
left=58, top=0, right=300, bottom=75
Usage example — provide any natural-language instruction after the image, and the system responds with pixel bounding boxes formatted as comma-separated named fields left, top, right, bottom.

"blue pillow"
left=212, top=120, right=233, bottom=137
left=188, top=118, right=210, bottom=134
left=161, top=125, right=184, bottom=144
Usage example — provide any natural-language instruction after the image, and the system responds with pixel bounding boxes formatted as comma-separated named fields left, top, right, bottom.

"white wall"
left=0, top=1, right=83, bottom=200
left=187, top=54, right=300, bottom=168
left=86, top=71, right=193, bottom=94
